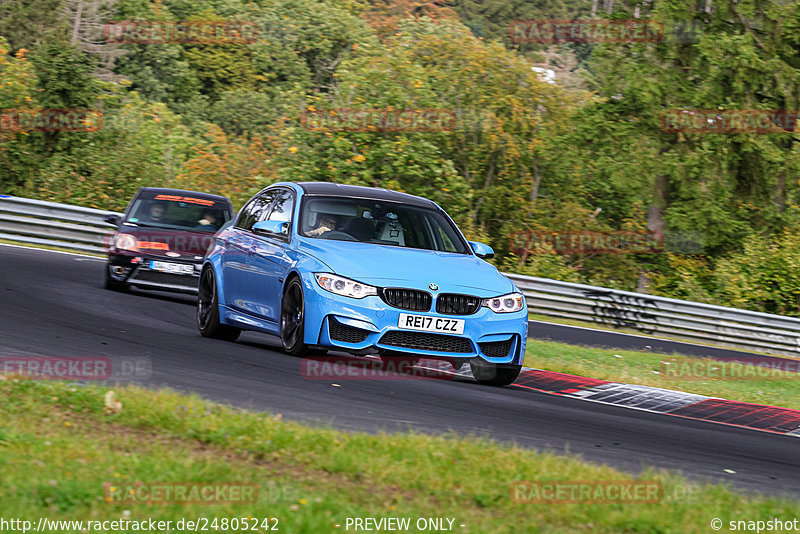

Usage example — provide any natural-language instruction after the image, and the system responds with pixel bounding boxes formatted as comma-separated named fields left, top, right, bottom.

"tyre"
left=470, top=362, right=522, bottom=387
left=281, top=277, right=308, bottom=356
left=103, top=263, right=128, bottom=292
left=197, top=267, right=241, bottom=341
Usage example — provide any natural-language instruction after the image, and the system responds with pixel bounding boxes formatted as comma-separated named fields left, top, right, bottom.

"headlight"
left=115, top=233, right=139, bottom=252
left=482, top=292, right=525, bottom=313
left=314, top=273, right=378, bottom=299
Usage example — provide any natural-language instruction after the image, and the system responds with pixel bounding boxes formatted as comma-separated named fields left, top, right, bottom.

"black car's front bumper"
left=107, top=253, right=201, bottom=294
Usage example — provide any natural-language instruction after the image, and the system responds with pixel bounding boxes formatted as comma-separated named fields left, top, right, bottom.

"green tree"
left=0, top=0, right=66, bottom=52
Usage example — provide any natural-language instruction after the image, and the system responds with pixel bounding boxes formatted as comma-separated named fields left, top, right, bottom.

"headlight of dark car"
left=115, top=233, right=139, bottom=252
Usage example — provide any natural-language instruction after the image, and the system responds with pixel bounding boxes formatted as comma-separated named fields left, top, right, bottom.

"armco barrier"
left=2, top=195, right=798, bottom=357
left=0, top=195, right=120, bottom=254
left=508, top=274, right=800, bottom=357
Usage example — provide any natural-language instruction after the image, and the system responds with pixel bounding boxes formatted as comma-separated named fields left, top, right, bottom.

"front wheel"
left=470, top=362, right=522, bottom=387
left=197, top=267, right=241, bottom=341
left=281, top=277, right=308, bottom=356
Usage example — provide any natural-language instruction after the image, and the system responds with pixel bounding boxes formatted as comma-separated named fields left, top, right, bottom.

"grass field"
left=523, top=339, right=800, bottom=411
left=1, top=378, right=798, bottom=534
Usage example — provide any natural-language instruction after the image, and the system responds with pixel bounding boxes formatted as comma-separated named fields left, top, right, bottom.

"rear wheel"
left=197, top=267, right=241, bottom=341
left=281, top=277, right=308, bottom=356
left=103, top=263, right=128, bottom=292
left=470, top=362, right=522, bottom=387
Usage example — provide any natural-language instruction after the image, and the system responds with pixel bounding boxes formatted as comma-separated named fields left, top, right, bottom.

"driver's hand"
left=309, top=226, right=332, bottom=236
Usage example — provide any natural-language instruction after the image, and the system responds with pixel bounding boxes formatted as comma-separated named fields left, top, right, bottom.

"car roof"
left=295, top=182, right=437, bottom=209
left=135, top=187, right=231, bottom=203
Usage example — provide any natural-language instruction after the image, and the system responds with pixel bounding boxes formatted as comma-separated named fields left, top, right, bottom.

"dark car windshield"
left=299, top=196, right=470, bottom=254
left=125, top=192, right=231, bottom=233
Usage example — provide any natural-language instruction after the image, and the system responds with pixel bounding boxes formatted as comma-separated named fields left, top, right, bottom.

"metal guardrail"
left=0, top=195, right=121, bottom=254
left=2, top=195, right=799, bottom=357
left=508, top=274, right=800, bottom=357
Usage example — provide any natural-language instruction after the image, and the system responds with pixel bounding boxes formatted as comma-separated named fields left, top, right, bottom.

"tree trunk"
left=775, top=170, right=785, bottom=214
left=70, top=0, right=84, bottom=45
left=637, top=174, right=667, bottom=293
left=530, top=157, right=541, bottom=209
left=471, top=158, right=495, bottom=226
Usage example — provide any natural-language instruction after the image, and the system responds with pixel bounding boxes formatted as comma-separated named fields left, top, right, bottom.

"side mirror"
left=469, top=241, right=495, bottom=259
left=253, top=220, right=288, bottom=236
left=103, top=214, right=121, bottom=226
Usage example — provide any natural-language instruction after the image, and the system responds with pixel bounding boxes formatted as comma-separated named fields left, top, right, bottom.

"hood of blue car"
left=298, top=239, right=514, bottom=295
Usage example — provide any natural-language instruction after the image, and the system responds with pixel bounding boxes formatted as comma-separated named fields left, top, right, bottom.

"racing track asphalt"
left=1, top=244, right=799, bottom=500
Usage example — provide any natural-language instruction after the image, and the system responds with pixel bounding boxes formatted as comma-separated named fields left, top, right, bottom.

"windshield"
left=125, top=192, right=231, bottom=233
left=299, top=196, right=470, bottom=254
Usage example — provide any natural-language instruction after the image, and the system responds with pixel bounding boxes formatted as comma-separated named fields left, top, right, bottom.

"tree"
left=63, top=0, right=128, bottom=81
left=268, top=17, right=576, bottom=248
left=0, top=38, right=40, bottom=192
left=0, top=0, right=65, bottom=52
left=568, top=0, right=800, bottom=291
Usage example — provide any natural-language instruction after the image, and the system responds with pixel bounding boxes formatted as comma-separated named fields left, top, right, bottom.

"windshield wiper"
left=123, top=221, right=163, bottom=228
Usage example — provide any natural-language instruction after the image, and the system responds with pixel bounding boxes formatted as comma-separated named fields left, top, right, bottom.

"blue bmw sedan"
left=197, top=182, right=528, bottom=386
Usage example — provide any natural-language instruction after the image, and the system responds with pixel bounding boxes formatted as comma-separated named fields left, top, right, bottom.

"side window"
left=236, top=191, right=277, bottom=231
left=235, top=199, right=256, bottom=229
left=266, top=190, right=294, bottom=224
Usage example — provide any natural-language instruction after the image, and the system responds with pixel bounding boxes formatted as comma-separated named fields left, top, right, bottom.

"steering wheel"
left=321, top=231, right=358, bottom=241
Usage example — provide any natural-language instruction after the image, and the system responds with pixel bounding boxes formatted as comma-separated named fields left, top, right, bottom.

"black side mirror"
left=103, top=214, right=122, bottom=226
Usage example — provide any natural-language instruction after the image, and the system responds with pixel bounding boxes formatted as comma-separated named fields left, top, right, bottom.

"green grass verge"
left=1, top=378, right=798, bottom=533
left=523, top=339, right=800, bottom=410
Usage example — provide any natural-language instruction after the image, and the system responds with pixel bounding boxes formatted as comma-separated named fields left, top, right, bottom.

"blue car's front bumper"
left=300, top=274, right=528, bottom=365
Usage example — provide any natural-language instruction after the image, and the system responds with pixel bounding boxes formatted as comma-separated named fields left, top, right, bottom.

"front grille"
left=479, top=338, right=514, bottom=358
left=379, top=331, right=472, bottom=353
left=436, top=293, right=481, bottom=315
left=329, top=318, right=370, bottom=343
left=131, top=269, right=198, bottom=287
left=381, top=288, right=432, bottom=311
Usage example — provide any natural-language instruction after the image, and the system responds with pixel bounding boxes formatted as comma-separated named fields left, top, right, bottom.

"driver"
left=142, top=202, right=167, bottom=223
left=196, top=209, right=220, bottom=231
left=307, top=213, right=338, bottom=237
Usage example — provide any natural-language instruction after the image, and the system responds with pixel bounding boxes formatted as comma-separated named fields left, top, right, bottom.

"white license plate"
left=398, top=313, right=465, bottom=335
left=149, top=261, right=194, bottom=275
